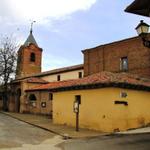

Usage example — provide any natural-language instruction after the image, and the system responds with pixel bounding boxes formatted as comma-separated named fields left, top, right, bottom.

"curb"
left=113, top=132, right=150, bottom=135
left=0, top=112, right=72, bottom=140
left=108, top=132, right=150, bottom=136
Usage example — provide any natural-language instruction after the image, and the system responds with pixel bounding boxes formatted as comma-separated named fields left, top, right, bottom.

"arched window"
left=29, top=94, right=37, bottom=101
left=30, top=52, right=35, bottom=62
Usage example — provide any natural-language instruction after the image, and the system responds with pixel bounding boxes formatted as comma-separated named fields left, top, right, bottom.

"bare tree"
left=0, top=36, right=17, bottom=111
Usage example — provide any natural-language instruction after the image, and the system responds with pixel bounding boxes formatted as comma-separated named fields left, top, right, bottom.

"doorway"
left=16, top=89, right=21, bottom=113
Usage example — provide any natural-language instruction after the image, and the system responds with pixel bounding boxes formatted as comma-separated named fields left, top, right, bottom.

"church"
left=8, top=28, right=83, bottom=114
left=7, top=27, right=150, bottom=132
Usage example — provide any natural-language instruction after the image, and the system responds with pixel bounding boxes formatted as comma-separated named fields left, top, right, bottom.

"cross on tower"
left=30, top=21, right=36, bottom=34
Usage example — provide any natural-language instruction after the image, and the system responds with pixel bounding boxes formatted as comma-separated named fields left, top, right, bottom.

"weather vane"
left=30, top=20, right=36, bottom=34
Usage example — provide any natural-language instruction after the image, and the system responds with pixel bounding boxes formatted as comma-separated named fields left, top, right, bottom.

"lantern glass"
left=136, top=20, right=149, bottom=36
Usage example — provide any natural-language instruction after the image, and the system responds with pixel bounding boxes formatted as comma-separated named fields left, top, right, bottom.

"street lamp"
left=135, top=20, right=150, bottom=48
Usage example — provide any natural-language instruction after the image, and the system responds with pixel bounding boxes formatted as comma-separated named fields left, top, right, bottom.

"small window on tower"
left=30, top=52, right=36, bottom=62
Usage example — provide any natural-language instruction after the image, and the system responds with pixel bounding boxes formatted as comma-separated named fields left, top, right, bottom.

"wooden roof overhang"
left=125, top=0, right=150, bottom=17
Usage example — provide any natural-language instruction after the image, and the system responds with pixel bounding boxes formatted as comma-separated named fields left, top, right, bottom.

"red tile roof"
left=25, top=77, right=48, bottom=83
left=12, top=77, right=48, bottom=84
left=26, top=72, right=150, bottom=92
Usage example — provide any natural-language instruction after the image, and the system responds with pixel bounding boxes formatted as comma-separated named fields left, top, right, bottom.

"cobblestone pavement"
left=0, top=113, right=64, bottom=149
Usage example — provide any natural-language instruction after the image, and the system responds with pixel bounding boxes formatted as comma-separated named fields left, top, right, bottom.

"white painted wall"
left=41, top=69, right=84, bottom=82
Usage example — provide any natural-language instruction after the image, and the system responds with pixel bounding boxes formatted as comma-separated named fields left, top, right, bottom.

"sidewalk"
left=1, top=111, right=105, bottom=139
left=116, top=127, right=150, bottom=135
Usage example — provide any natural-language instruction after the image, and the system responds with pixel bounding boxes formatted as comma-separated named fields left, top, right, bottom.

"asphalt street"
left=1, top=112, right=150, bottom=150
left=0, top=113, right=63, bottom=149
left=60, top=133, right=150, bottom=150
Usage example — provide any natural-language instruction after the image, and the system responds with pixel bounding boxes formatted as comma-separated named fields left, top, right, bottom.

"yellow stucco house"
left=26, top=72, right=150, bottom=132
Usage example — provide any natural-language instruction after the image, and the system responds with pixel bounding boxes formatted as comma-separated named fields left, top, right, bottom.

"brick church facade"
left=8, top=29, right=83, bottom=114
left=6, top=28, right=150, bottom=132
left=3, top=0, right=150, bottom=132
left=83, top=36, right=150, bottom=78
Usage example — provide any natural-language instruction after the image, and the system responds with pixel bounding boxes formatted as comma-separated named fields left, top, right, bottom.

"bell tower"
left=16, top=22, right=42, bottom=78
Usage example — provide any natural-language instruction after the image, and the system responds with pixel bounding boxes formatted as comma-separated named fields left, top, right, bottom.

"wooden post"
left=76, top=111, right=79, bottom=132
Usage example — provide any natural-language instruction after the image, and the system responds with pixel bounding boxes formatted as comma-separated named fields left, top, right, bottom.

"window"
left=30, top=52, right=35, bottom=62
left=57, top=75, right=61, bottom=81
left=49, top=93, right=53, bottom=101
left=120, top=57, right=128, bottom=71
left=78, top=72, right=82, bottom=78
left=29, top=94, right=37, bottom=101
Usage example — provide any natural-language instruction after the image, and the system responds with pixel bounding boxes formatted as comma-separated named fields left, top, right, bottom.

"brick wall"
left=25, top=91, right=52, bottom=115
left=83, top=36, right=150, bottom=78
left=16, top=44, right=42, bottom=78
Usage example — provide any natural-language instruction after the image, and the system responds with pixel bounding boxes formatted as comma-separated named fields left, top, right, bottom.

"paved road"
left=60, top=133, right=150, bottom=150
left=0, top=113, right=63, bottom=150
left=1, top=113, right=150, bottom=150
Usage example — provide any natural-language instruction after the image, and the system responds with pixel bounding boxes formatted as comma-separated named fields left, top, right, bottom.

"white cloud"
left=1, top=0, right=97, bottom=25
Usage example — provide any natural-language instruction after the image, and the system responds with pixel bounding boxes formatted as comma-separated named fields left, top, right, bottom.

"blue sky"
left=0, top=0, right=149, bottom=71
